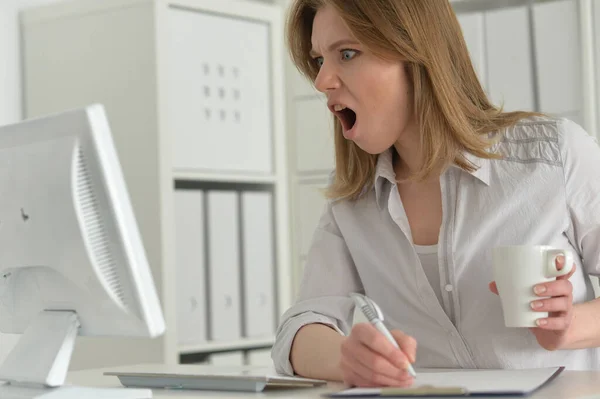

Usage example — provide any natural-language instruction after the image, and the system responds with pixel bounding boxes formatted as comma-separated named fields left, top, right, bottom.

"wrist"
left=562, top=300, right=600, bottom=350
left=290, top=323, right=344, bottom=381
left=562, top=303, right=582, bottom=350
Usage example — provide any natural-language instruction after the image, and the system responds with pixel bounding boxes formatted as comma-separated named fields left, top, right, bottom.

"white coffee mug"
left=492, top=245, right=574, bottom=327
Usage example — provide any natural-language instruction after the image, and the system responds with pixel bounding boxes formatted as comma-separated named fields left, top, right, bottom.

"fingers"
left=343, top=366, right=377, bottom=388
left=340, top=351, right=413, bottom=387
left=489, top=281, right=499, bottom=295
left=340, top=324, right=416, bottom=387
left=555, top=255, right=566, bottom=270
left=533, top=279, right=573, bottom=297
left=342, top=364, right=414, bottom=388
left=555, top=257, right=576, bottom=280
left=531, top=266, right=574, bottom=330
left=530, top=296, right=571, bottom=313
left=352, top=324, right=410, bottom=369
left=533, top=313, right=572, bottom=330
left=341, top=338, right=408, bottom=381
left=390, top=330, right=417, bottom=364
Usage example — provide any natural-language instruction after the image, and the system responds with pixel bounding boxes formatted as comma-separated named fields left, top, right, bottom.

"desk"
left=67, top=366, right=600, bottom=399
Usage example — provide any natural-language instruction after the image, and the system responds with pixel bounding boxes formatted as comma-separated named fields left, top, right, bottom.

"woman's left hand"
left=489, top=256, right=577, bottom=351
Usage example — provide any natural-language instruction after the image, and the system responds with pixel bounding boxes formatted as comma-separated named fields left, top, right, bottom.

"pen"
left=350, top=293, right=417, bottom=378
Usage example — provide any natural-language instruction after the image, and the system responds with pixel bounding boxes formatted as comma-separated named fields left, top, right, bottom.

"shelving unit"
left=20, top=0, right=291, bottom=369
left=450, top=0, right=598, bottom=135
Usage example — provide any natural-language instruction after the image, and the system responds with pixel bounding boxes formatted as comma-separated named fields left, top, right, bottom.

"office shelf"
left=22, top=0, right=291, bottom=369
left=173, top=170, right=278, bottom=185
left=179, top=337, right=275, bottom=355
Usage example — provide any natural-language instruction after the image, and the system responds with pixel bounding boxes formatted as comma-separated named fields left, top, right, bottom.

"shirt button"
left=445, top=284, right=453, bottom=292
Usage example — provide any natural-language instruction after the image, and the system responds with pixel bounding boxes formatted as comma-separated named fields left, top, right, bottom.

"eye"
left=313, top=56, right=324, bottom=68
left=340, top=49, right=358, bottom=61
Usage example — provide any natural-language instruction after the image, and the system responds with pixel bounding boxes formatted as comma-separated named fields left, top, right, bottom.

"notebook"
left=103, top=364, right=327, bottom=393
left=327, top=367, right=564, bottom=397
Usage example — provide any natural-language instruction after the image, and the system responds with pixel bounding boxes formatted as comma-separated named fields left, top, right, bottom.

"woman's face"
left=310, top=5, right=416, bottom=154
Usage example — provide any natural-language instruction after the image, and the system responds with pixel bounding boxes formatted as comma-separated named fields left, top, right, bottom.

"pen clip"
left=364, top=296, right=385, bottom=321
left=349, top=293, right=385, bottom=322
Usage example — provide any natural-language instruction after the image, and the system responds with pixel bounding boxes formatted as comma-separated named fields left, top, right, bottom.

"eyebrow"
left=309, top=39, right=360, bottom=58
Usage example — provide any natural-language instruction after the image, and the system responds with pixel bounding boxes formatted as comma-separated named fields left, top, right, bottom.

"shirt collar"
left=461, top=150, right=491, bottom=186
left=373, top=148, right=491, bottom=209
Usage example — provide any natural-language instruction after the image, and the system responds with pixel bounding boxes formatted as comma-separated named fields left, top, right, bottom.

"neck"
left=392, top=123, right=424, bottom=179
left=392, top=124, right=442, bottom=182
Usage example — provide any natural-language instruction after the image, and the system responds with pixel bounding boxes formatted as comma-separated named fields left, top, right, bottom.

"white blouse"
left=273, top=117, right=600, bottom=375
left=414, top=244, right=444, bottom=312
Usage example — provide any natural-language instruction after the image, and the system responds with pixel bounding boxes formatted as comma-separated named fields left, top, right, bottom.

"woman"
left=272, top=0, right=600, bottom=388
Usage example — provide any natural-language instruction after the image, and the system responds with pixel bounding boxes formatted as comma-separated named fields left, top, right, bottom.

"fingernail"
left=556, top=255, right=565, bottom=268
left=536, top=319, right=548, bottom=326
left=530, top=301, right=543, bottom=309
left=396, top=355, right=409, bottom=369
left=534, top=285, right=546, bottom=295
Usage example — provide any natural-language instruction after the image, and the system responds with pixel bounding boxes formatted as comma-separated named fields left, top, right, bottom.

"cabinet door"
left=241, top=191, right=276, bottom=338
left=533, top=0, right=581, bottom=115
left=485, top=6, right=535, bottom=111
left=167, top=7, right=273, bottom=174
left=174, top=190, right=207, bottom=346
left=294, top=96, right=335, bottom=174
left=207, top=191, right=242, bottom=342
left=457, top=12, right=487, bottom=90
left=297, top=182, right=328, bottom=256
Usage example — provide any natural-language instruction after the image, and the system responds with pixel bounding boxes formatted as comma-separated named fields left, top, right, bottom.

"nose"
left=314, top=61, right=341, bottom=93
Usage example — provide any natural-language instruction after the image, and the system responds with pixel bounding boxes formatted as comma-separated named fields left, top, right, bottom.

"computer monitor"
left=0, top=104, right=166, bottom=398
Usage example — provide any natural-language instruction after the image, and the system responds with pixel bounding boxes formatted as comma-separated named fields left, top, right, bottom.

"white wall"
left=0, top=0, right=63, bottom=126
left=0, top=0, right=22, bottom=127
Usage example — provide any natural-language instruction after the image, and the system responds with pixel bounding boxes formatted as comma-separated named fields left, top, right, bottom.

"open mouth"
left=333, top=107, right=357, bottom=132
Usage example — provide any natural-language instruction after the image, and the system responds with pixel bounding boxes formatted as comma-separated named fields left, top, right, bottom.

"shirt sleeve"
left=559, top=118, right=600, bottom=276
left=271, top=199, right=364, bottom=376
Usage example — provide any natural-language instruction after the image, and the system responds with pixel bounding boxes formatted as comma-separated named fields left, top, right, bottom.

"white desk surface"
left=67, top=365, right=600, bottom=399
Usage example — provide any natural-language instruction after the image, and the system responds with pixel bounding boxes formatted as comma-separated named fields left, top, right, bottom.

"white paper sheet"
left=332, top=367, right=562, bottom=396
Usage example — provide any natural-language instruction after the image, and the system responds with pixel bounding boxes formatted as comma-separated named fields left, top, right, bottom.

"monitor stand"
left=0, top=310, right=152, bottom=399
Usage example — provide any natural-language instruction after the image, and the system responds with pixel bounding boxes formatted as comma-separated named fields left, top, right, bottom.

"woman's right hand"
left=339, top=322, right=417, bottom=387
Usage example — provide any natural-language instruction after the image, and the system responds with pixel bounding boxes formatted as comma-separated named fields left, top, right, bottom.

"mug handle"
left=545, top=249, right=574, bottom=277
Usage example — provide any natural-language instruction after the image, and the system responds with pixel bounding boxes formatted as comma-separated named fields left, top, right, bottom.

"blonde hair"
left=287, top=0, right=540, bottom=200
